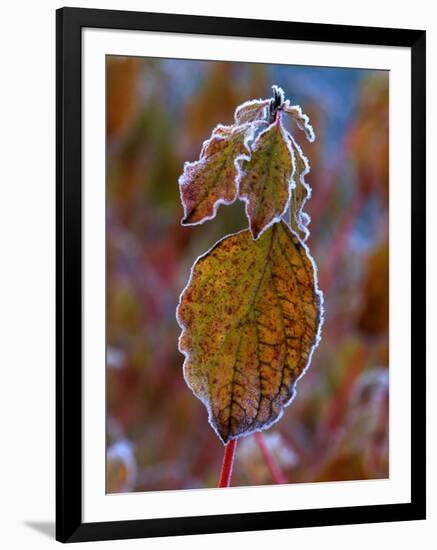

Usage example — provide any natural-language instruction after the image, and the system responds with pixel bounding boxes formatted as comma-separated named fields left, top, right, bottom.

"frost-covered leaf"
left=234, top=98, right=270, bottom=125
left=177, top=221, right=323, bottom=444
left=283, top=100, right=315, bottom=143
left=179, top=124, right=252, bottom=225
left=239, top=118, right=294, bottom=239
left=289, top=134, right=312, bottom=241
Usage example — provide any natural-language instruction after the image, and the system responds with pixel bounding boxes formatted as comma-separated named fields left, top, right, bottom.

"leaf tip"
left=218, top=432, right=231, bottom=446
left=181, top=206, right=201, bottom=225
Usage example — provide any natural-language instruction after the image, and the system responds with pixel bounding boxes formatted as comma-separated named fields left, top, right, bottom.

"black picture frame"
left=56, top=6, right=426, bottom=543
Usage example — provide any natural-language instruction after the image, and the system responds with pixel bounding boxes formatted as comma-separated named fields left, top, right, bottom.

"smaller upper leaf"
left=234, top=99, right=270, bottom=125
left=239, top=117, right=294, bottom=239
left=283, top=100, right=315, bottom=143
left=288, top=134, right=312, bottom=241
left=179, top=124, right=253, bottom=225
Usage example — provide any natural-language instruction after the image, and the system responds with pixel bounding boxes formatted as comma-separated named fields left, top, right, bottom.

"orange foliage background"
left=106, top=57, right=389, bottom=492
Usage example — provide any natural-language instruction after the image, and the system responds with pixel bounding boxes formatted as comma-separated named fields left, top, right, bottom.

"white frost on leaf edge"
left=288, top=133, right=313, bottom=242
left=178, top=122, right=255, bottom=227
left=234, top=97, right=271, bottom=125
left=283, top=100, right=316, bottom=143
left=238, top=116, right=296, bottom=241
left=175, top=222, right=324, bottom=445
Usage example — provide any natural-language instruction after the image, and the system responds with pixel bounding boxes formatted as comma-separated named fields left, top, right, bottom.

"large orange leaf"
left=177, top=221, right=323, bottom=443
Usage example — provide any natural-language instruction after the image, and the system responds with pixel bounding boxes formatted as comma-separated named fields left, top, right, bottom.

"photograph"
left=105, top=55, right=389, bottom=493
left=0, top=1, right=430, bottom=548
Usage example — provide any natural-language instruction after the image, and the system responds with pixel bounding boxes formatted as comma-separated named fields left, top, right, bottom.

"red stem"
left=218, top=439, right=238, bottom=488
left=254, top=432, right=287, bottom=484
left=322, top=346, right=367, bottom=434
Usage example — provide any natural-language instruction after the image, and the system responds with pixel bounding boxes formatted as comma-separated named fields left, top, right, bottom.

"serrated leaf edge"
left=283, top=100, right=316, bottom=143
left=178, top=123, right=255, bottom=227
left=234, top=98, right=270, bottom=125
left=289, top=133, right=312, bottom=242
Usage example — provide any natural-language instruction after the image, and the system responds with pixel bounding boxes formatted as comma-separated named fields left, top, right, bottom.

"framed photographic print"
left=56, top=7, right=426, bottom=543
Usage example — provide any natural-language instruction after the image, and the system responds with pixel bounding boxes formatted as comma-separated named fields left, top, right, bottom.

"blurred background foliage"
left=106, top=56, right=389, bottom=492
